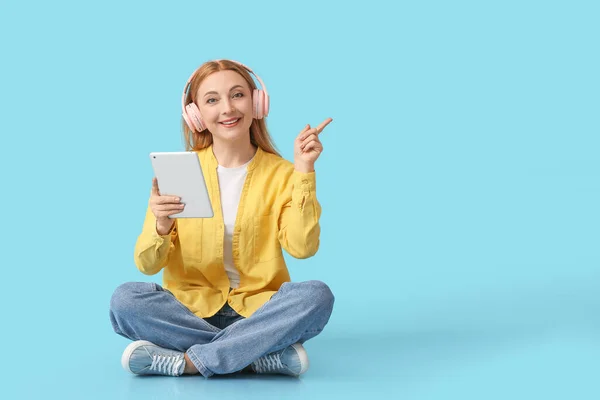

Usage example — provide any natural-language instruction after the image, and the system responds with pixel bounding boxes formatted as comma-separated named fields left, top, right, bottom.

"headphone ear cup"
left=263, top=91, right=270, bottom=118
left=184, top=103, right=206, bottom=132
left=252, top=88, right=260, bottom=119
left=253, top=89, right=269, bottom=119
left=182, top=111, right=195, bottom=132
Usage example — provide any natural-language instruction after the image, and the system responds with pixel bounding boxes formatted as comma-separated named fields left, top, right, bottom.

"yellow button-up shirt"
left=133, top=145, right=321, bottom=318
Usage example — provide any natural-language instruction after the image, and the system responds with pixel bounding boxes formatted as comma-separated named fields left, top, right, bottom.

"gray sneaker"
left=121, top=340, right=185, bottom=376
left=251, top=343, right=309, bottom=376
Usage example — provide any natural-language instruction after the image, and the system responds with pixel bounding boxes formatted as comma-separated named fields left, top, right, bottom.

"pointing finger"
left=315, top=117, right=333, bottom=134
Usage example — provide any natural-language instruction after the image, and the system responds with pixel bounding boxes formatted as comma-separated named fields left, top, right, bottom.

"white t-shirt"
left=216, top=159, right=251, bottom=288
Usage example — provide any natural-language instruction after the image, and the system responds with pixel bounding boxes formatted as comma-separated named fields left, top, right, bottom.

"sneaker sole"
left=121, top=340, right=155, bottom=374
left=291, top=343, right=310, bottom=375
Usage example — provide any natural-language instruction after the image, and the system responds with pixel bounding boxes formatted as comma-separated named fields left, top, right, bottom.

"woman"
left=109, top=59, right=335, bottom=378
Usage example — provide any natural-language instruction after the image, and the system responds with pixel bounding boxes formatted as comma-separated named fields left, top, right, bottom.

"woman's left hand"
left=294, top=117, right=333, bottom=173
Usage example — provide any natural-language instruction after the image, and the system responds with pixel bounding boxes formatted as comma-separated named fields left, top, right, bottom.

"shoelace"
left=253, top=352, right=285, bottom=373
left=149, top=353, right=185, bottom=376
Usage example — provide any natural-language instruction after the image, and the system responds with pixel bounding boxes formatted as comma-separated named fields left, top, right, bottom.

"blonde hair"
left=181, top=60, right=280, bottom=157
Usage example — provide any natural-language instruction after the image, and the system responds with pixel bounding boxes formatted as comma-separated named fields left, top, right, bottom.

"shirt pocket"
left=254, top=213, right=281, bottom=264
left=177, top=218, right=203, bottom=263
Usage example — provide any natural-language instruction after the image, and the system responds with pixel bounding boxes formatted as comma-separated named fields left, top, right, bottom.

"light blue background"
left=1, top=0, right=598, bottom=399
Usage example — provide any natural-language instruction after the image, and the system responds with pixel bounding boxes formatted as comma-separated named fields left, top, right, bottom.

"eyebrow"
left=203, top=85, right=245, bottom=97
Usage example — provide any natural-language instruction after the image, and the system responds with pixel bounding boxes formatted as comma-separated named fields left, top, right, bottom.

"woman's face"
left=196, top=70, right=254, bottom=143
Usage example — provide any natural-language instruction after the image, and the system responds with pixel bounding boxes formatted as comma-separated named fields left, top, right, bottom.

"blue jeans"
left=109, top=280, right=335, bottom=377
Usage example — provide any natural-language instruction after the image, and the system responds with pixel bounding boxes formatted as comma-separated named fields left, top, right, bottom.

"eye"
left=233, top=92, right=243, bottom=98
left=206, top=98, right=217, bottom=104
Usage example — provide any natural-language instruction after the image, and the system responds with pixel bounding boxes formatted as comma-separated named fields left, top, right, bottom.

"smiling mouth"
left=219, top=118, right=241, bottom=127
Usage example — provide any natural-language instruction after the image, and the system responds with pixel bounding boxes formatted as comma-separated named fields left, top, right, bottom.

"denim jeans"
left=109, top=280, right=335, bottom=377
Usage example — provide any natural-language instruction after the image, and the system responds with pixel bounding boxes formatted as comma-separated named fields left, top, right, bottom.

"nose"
left=221, top=98, right=235, bottom=114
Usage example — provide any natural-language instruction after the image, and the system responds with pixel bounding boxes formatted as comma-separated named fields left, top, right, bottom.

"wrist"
left=156, top=219, right=175, bottom=235
left=294, top=161, right=315, bottom=173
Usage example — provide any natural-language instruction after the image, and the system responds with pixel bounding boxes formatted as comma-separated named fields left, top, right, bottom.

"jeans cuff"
left=186, top=348, right=213, bottom=378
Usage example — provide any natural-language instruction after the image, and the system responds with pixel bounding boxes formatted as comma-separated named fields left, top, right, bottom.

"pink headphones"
left=181, top=60, right=270, bottom=133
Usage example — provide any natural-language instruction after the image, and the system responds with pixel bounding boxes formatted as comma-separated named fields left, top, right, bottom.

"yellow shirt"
left=133, top=145, right=321, bottom=318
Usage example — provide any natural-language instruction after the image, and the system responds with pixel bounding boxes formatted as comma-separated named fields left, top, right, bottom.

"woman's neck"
left=211, top=137, right=257, bottom=168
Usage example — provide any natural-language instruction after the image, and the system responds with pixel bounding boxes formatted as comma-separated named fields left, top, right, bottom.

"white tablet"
left=149, top=151, right=214, bottom=218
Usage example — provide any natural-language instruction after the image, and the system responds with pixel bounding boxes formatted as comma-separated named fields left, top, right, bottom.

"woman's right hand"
left=150, top=177, right=184, bottom=235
